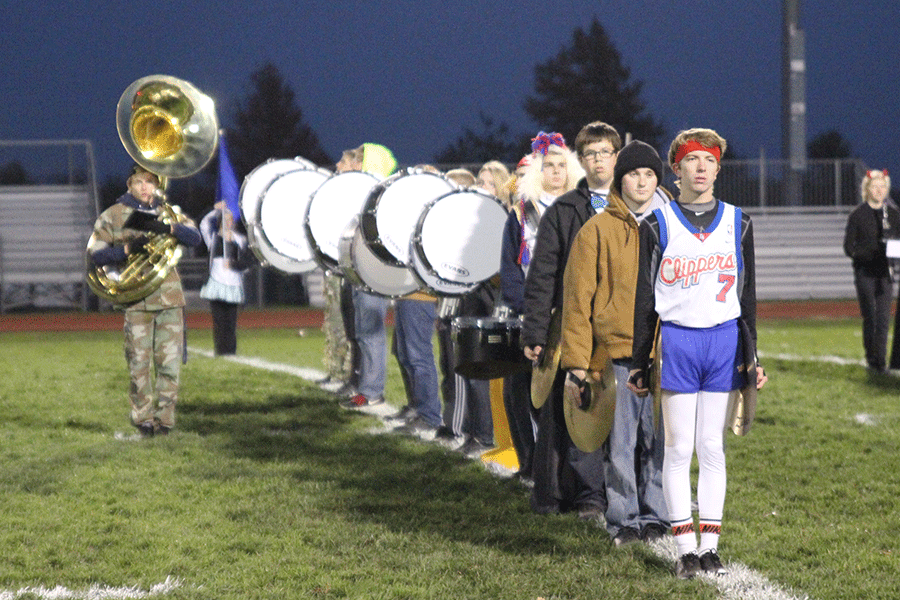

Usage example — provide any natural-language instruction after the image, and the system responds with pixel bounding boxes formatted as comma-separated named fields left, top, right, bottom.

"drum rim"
left=304, top=170, right=381, bottom=272
left=338, top=217, right=421, bottom=298
left=409, top=187, right=506, bottom=289
left=255, top=167, right=329, bottom=270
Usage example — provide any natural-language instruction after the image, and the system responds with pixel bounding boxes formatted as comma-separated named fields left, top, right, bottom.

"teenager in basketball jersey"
left=626, top=128, right=768, bottom=579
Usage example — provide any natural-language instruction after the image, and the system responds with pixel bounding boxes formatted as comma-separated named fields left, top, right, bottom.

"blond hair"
left=516, top=145, right=584, bottom=203
left=445, top=168, right=476, bottom=187
left=861, top=169, right=892, bottom=204
left=478, top=160, right=512, bottom=206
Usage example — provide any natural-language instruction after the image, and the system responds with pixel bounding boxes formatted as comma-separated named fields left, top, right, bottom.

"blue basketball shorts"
left=659, top=319, right=743, bottom=393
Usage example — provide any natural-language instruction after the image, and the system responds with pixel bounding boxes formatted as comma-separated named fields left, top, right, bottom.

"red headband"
left=673, top=140, right=722, bottom=166
left=867, top=169, right=889, bottom=178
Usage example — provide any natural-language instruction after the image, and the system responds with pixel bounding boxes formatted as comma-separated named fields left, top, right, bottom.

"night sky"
left=3, top=0, right=898, bottom=188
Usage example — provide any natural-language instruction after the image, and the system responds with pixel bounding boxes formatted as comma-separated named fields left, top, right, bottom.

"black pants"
left=853, top=270, right=893, bottom=371
left=210, top=300, right=238, bottom=356
left=503, top=369, right=536, bottom=477
left=530, top=369, right=606, bottom=514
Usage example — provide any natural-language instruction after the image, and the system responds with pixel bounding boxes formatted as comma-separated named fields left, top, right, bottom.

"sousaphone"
left=87, top=75, right=219, bottom=304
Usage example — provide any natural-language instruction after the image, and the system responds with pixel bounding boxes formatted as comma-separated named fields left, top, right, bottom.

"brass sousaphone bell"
left=87, top=75, right=219, bottom=304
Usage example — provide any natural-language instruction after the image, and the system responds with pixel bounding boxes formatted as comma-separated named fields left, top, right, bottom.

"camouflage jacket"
left=87, top=193, right=201, bottom=311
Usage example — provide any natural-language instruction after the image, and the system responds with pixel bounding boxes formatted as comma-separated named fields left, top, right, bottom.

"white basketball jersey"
left=653, top=201, right=742, bottom=328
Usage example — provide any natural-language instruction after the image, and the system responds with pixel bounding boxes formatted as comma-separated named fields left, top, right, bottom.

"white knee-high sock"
left=661, top=390, right=699, bottom=555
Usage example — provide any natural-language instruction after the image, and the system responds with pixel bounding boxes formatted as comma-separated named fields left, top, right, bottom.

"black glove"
left=565, top=371, right=591, bottom=410
left=125, top=210, right=170, bottom=234
left=129, top=235, right=150, bottom=255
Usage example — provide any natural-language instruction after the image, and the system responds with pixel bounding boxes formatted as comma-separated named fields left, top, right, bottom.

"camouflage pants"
left=322, top=274, right=352, bottom=380
left=124, top=307, right=184, bottom=428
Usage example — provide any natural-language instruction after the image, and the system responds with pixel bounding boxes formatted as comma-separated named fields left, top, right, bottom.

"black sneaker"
left=699, top=549, right=727, bottom=575
left=640, top=522, right=668, bottom=543
left=576, top=503, right=605, bottom=522
left=393, top=415, right=438, bottom=439
left=675, top=552, right=701, bottom=579
left=456, top=437, right=494, bottom=458
left=433, top=426, right=466, bottom=449
left=136, top=422, right=155, bottom=438
left=385, top=405, right=416, bottom=423
left=613, top=527, right=641, bottom=546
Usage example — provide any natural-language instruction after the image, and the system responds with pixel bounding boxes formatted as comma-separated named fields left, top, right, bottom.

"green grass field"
left=0, top=317, right=897, bottom=599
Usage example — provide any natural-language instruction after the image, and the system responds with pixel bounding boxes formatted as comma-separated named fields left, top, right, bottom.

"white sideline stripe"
left=647, top=540, right=808, bottom=600
left=188, top=346, right=327, bottom=381
left=190, top=345, right=815, bottom=600
left=758, top=351, right=865, bottom=367
left=0, top=577, right=181, bottom=599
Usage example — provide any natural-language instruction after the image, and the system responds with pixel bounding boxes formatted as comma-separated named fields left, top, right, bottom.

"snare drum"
left=338, top=216, right=420, bottom=298
left=410, top=188, right=509, bottom=294
left=305, top=170, right=381, bottom=272
left=359, top=168, right=456, bottom=266
left=451, top=316, right=529, bottom=380
left=256, top=167, right=330, bottom=273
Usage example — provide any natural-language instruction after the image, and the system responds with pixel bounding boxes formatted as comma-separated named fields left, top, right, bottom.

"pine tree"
left=524, top=18, right=664, bottom=148
left=229, top=63, right=331, bottom=178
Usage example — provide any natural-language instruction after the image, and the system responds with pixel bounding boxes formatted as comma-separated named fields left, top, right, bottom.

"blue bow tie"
left=590, top=193, right=608, bottom=210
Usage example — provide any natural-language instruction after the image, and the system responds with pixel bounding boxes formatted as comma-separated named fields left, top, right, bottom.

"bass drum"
left=410, top=188, right=508, bottom=294
left=359, top=168, right=456, bottom=266
left=257, top=167, right=330, bottom=273
left=305, top=170, right=381, bottom=272
left=338, top=216, right=420, bottom=298
left=240, top=157, right=317, bottom=270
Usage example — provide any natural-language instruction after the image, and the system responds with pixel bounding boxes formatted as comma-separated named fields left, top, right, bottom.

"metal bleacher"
left=748, top=207, right=854, bottom=300
left=0, top=184, right=95, bottom=311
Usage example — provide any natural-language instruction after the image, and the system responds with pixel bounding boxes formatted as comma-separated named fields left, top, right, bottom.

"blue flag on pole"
left=216, top=133, right=241, bottom=222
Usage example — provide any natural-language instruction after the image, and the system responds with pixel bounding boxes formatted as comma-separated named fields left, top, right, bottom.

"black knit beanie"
left=613, top=140, right=663, bottom=194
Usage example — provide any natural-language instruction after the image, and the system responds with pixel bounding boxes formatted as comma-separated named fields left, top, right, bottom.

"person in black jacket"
left=845, top=169, right=900, bottom=373
left=521, top=121, right=622, bottom=516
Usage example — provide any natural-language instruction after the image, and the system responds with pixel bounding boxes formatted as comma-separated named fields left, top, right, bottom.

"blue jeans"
left=352, top=289, right=388, bottom=400
left=394, top=299, right=441, bottom=427
left=604, top=361, right=668, bottom=536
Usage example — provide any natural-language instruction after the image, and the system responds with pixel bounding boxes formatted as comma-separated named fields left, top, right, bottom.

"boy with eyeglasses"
left=522, top=121, right=621, bottom=516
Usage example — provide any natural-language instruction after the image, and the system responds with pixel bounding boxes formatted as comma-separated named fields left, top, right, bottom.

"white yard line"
left=0, top=577, right=181, bottom=600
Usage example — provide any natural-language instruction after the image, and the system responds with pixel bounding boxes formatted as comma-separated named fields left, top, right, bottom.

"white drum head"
left=365, top=170, right=456, bottom=266
left=240, top=158, right=311, bottom=228
left=409, top=240, right=477, bottom=296
left=339, top=217, right=420, bottom=298
left=258, top=168, right=329, bottom=271
left=413, top=189, right=508, bottom=285
left=306, top=171, right=380, bottom=270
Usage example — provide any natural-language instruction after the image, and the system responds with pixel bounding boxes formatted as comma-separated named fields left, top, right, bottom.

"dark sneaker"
left=136, top=422, right=155, bottom=438
left=613, top=527, right=641, bottom=547
left=576, top=503, right=605, bottom=522
left=339, top=394, right=385, bottom=409
left=393, top=416, right=438, bottom=439
left=433, top=426, right=466, bottom=449
left=156, top=426, right=171, bottom=436
left=699, top=549, right=727, bottom=575
left=456, top=437, right=494, bottom=458
left=385, top=405, right=416, bottom=423
left=640, top=522, right=669, bottom=543
left=675, top=552, right=702, bottom=579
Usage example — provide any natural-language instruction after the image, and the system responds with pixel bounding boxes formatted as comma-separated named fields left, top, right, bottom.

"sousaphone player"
left=87, top=75, right=216, bottom=438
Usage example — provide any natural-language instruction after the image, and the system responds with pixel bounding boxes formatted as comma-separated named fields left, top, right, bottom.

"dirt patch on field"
left=0, top=300, right=861, bottom=333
